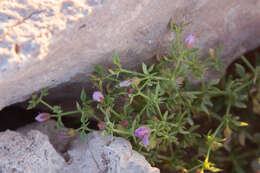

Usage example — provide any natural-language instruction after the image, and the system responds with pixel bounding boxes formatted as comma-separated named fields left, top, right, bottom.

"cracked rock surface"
left=1, top=120, right=159, bottom=173
left=0, top=129, right=65, bottom=173
left=18, top=119, right=75, bottom=154
left=0, top=0, right=260, bottom=110
left=61, top=131, right=160, bottom=173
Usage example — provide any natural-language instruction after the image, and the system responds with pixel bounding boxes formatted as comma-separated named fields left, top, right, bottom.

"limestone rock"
left=61, top=131, right=160, bottom=173
left=0, top=130, right=65, bottom=173
left=0, top=0, right=260, bottom=110
left=18, top=119, right=75, bottom=153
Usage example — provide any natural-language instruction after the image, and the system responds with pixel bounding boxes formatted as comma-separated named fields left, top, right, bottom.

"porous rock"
left=0, top=129, right=65, bottom=173
left=17, top=119, right=75, bottom=154
left=0, top=0, right=260, bottom=110
left=61, top=131, right=160, bottom=173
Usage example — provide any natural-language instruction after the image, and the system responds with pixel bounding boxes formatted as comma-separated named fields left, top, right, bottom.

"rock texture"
left=1, top=120, right=160, bottom=173
left=61, top=131, right=160, bottom=173
left=0, top=130, right=65, bottom=173
left=0, top=0, right=260, bottom=110
left=18, top=119, right=75, bottom=153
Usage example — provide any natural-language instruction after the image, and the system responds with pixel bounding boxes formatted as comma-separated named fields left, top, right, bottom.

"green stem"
left=173, top=52, right=184, bottom=76
left=138, top=92, right=151, bottom=101
left=188, top=164, right=203, bottom=172
left=99, top=107, right=111, bottom=123
left=121, top=69, right=146, bottom=77
left=58, top=110, right=81, bottom=116
left=155, top=103, right=163, bottom=120
left=111, top=109, right=123, bottom=120
left=205, top=103, right=231, bottom=160
left=241, top=56, right=256, bottom=74
left=111, top=128, right=131, bottom=135
left=40, top=100, right=55, bottom=111
left=205, top=120, right=225, bottom=160
left=152, top=76, right=170, bottom=81
left=234, top=80, right=252, bottom=92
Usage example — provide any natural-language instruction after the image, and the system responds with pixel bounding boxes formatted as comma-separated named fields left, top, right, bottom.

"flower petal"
left=141, top=135, right=150, bottom=147
left=119, top=80, right=132, bottom=87
left=135, top=126, right=151, bottom=138
left=35, top=113, right=50, bottom=122
left=185, top=34, right=195, bottom=48
left=92, top=91, right=104, bottom=102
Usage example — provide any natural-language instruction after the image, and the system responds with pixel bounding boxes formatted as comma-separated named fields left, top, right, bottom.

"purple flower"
left=135, top=126, right=151, bottom=147
left=92, top=91, right=104, bottom=102
left=35, top=113, right=50, bottom=122
left=185, top=34, right=195, bottom=48
left=119, top=80, right=132, bottom=87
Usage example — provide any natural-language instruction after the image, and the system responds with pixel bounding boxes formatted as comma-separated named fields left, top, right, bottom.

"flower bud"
left=120, top=120, right=129, bottom=128
left=196, top=169, right=204, bottom=173
left=35, top=113, right=50, bottom=122
left=184, top=34, right=195, bottom=49
left=127, top=88, right=135, bottom=94
left=131, top=77, right=140, bottom=86
left=119, top=80, right=132, bottom=87
left=98, top=121, right=106, bottom=130
left=224, top=126, right=232, bottom=138
left=67, top=128, right=76, bottom=137
left=239, top=122, right=248, bottom=127
left=92, top=91, right=104, bottom=102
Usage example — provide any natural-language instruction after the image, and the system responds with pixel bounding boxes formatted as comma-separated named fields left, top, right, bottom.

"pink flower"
left=127, top=88, right=135, bottom=94
left=119, top=80, right=132, bottom=87
left=135, top=126, right=151, bottom=147
left=92, top=91, right=104, bottom=102
left=185, top=34, right=195, bottom=48
left=120, top=120, right=129, bottom=127
left=35, top=113, right=50, bottom=122
left=98, top=121, right=106, bottom=130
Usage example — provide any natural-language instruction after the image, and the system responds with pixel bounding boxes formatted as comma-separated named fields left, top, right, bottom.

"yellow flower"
left=203, top=157, right=222, bottom=172
left=239, top=122, right=248, bottom=127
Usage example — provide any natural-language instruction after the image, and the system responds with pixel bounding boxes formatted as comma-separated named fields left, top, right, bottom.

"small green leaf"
left=53, top=106, right=62, bottom=114
left=76, top=102, right=81, bottom=111
left=56, top=117, right=64, bottom=130
left=148, top=64, right=154, bottom=72
left=142, top=63, right=148, bottom=74
left=233, top=101, right=247, bottom=109
left=80, top=131, right=87, bottom=141
left=201, top=103, right=209, bottom=115
left=94, top=65, right=104, bottom=74
left=113, top=52, right=121, bottom=66
left=27, top=94, right=39, bottom=110
left=209, top=79, right=220, bottom=86
left=80, top=112, right=87, bottom=123
left=80, top=89, right=86, bottom=103
left=41, top=88, right=49, bottom=97
left=235, top=63, right=246, bottom=77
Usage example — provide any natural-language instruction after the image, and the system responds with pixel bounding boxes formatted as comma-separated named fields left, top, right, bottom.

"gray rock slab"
left=61, top=131, right=160, bottom=173
left=0, top=129, right=65, bottom=173
left=0, top=0, right=260, bottom=110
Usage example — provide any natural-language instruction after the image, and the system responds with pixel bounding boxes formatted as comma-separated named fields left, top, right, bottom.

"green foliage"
left=27, top=22, right=259, bottom=173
